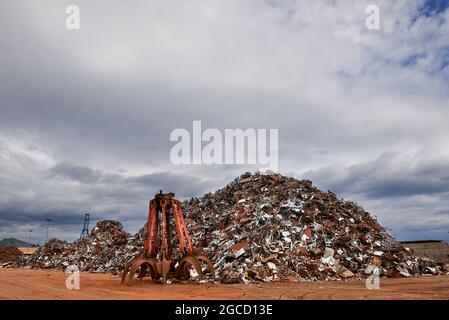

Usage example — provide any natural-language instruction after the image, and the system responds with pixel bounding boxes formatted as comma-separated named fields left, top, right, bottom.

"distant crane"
left=79, top=213, right=90, bottom=239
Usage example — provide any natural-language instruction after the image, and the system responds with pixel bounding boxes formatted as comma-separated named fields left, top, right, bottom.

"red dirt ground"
left=0, top=268, right=448, bottom=300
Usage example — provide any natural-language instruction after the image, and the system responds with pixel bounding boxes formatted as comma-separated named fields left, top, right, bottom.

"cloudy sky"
left=1, top=0, right=449, bottom=244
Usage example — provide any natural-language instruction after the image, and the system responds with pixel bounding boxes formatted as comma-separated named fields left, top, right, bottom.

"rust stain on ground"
left=0, top=268, right=448, bottom=300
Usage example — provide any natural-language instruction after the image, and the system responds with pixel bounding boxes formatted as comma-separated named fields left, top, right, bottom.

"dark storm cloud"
left=301, top=151, right=449, bottom=241
left=0, top=0, right=449, bottom=242
left=2, top=162, right=215, bottom=220
left=46, top=161, right=217, bottom=198
left=129, top=172, right=216, bottom=198
left=302, top=152, right=449, bottom=199
left=48, top=162, right=102, bottom=183
left=401, top=221, right=449, bottom=233
left=0, top=157, right=218, bottom=241
left=0, top=208, right=83, bottom=225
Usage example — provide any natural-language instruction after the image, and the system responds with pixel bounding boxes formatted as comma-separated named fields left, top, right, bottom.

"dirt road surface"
left=0, top=268, right=448, bottom=300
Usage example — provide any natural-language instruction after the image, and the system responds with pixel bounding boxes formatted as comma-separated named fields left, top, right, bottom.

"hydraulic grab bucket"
left=121, top=191, right=214, bottom=284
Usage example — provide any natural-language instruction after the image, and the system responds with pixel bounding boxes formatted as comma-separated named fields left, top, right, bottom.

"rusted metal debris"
left=183, top=172, right=443, bottom=283
left=0, top=247, right=23, bottom=266
left=15, top=222, right=141, bottom=274
left=11, top=172, right=444, bottom=284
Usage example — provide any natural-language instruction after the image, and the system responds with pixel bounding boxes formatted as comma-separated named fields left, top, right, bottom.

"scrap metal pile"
left=9, top=172, right=442, bottom=283
left=183, top=172, right=441, bottom=283
left=16, top=221, right=143, bottom=274
left=0, top=247, right=23, bottom=266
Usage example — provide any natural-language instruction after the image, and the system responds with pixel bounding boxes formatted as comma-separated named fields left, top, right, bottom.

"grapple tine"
left=127, top=260, right=143, bottom=285
left=121, top=256, right=140, bottom=283
left=143, top=257, right=160, bottom=281
left=177, top=255, right=203, bottom=280
left=196, top=255, right=215, bottom=277
left=161, top=257, right=171, bottom=283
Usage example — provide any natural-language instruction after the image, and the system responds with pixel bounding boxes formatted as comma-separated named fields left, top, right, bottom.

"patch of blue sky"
left=418, top=0, right=449, bottom=16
